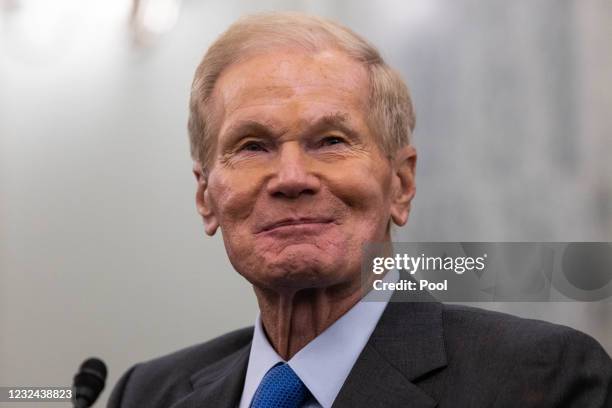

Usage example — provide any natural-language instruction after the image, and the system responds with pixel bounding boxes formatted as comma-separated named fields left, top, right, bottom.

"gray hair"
left=188, top=12, right=415, bottom=172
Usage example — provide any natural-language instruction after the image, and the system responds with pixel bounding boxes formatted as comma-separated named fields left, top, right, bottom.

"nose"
left=266, top=142, right=320, bottom=199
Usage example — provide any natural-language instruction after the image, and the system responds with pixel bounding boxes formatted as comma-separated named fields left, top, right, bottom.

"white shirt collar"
left=239, top=269, right=399, bottom=408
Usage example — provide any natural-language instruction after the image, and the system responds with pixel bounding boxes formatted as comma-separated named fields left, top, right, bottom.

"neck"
left=254, top=276, right=365, bottom=360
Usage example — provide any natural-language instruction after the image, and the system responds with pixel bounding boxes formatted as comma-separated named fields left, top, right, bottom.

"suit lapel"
left=170, top=273, right=447, bottom=408
left=333, top=278, right=447, bottom=408
left=171, top=342, right=251, bottom=408
left=331, top=342, right=438, bottom=408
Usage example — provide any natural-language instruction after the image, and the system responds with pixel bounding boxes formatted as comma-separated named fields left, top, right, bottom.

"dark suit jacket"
left=108, top=292, right=612, bottom=407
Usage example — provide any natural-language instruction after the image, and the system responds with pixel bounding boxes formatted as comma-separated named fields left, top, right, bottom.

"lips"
left=258, top=217, right=333, bottom=233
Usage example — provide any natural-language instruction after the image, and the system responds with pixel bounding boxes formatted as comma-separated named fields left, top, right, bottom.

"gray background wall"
left=1, top=0, right=611, bottom=406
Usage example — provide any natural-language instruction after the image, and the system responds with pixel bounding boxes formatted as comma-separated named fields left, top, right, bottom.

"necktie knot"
left=250, top=363, right=310, bottom=408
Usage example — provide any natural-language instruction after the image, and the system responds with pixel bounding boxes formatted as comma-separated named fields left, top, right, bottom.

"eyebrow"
left=220, top=112, right=360, bottom=148
left=220, top=120, right=287, bottom=148
left=307, top=112, right=360, bottom=141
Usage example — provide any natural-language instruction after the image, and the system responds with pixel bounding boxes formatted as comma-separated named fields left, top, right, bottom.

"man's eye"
left=239, top=141, right=267, bottom=152
left=320, top=136, right=346, bottom=146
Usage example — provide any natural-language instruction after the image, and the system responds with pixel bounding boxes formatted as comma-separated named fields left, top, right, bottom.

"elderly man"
left=108, top=12, right=612, bottom=408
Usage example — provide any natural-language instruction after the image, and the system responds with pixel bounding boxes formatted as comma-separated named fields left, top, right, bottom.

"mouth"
left=258, top=217, right=334, bottom=233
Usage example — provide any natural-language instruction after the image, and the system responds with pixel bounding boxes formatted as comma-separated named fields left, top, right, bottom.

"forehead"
left=212, top=49, right=371, bottom=129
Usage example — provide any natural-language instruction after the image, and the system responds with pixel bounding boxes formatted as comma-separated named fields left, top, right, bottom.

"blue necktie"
left=250, top=363, right=311, bottom=408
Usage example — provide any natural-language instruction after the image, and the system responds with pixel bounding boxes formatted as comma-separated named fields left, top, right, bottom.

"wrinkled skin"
left=194, top=49, right=416, bottom=358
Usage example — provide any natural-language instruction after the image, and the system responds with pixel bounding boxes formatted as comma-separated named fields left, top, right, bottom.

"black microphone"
left=72, top=358, right=107, bottom=408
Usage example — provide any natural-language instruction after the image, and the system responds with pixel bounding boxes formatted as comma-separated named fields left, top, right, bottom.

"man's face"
left=195, top=49, right=415, bottom=291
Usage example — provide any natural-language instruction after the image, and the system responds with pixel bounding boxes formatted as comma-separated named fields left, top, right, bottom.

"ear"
left=390, top=145, right=417, bottom=226
left=193, top=161, right=219, bottom=236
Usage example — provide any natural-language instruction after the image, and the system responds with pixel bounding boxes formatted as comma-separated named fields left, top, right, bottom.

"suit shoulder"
left=134, top=326, right=254, bottom=378
left=437, top=305, right=612, bottom=406
left=441, top=304, right=610, bottom=362
left=442, top=303, right=569, bottom=331
left=108, top=326, right=253, bottom=407
left=118, top=327, right=253, bottom=390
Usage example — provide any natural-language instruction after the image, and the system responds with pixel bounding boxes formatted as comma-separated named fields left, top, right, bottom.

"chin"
left=247, top=245, right=350, bottom=290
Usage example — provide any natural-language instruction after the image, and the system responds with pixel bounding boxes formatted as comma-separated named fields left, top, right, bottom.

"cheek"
left=208, top=170, right=262, bottom=227
left=327, top=161, right=392, bottom=218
